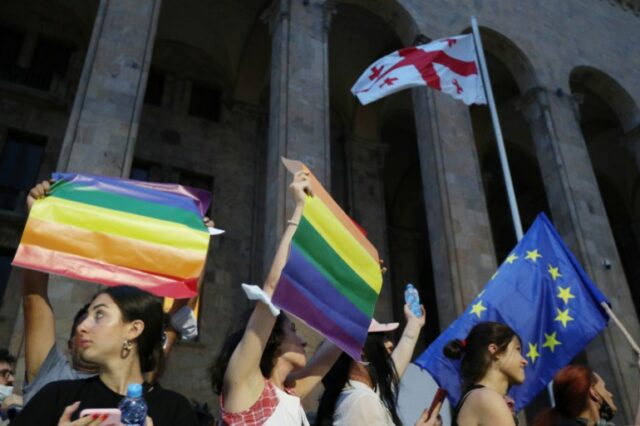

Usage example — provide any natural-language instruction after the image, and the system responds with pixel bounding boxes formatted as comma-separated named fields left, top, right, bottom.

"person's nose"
left=77, top=315, right=91, bottom=334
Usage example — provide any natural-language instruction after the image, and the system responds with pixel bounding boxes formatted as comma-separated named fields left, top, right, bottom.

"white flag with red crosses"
left=351, top=34, right=487, bottom=106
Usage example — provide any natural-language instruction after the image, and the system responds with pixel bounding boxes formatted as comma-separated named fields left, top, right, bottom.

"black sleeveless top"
left=452, top=385, right=519, bottom=426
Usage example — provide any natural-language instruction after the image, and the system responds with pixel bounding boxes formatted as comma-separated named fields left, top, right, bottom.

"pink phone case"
left=79, top=408, right=122, bottom=425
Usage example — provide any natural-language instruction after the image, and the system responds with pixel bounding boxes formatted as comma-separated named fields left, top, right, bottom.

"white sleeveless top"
left=263, top=385, right=310, bottom=426
left=221, top=380, right=310, bottom=426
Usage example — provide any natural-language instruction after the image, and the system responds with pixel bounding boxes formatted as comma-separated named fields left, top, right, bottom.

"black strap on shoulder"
left=452, top=384, right=486, bottom=426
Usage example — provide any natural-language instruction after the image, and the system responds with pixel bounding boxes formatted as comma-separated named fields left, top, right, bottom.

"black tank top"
left=452, top=384, right=485, bottom=426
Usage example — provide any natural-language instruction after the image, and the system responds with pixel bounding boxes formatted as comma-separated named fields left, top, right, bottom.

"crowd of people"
left=0, top=172, right=639, bottom=425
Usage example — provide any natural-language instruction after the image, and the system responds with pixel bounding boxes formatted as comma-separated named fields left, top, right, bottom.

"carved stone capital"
left=260, top=0, right=289, bottom=35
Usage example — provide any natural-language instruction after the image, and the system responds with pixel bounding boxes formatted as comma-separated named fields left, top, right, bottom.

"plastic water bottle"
left=119, top=383, right=148, bottom=426
left=404, top=283, right=423, bottom=318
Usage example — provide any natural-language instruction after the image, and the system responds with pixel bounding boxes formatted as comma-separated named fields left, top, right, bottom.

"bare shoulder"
left=466, top=387, right=507, bottom=406
left=459, top=388, right=514, bottom=426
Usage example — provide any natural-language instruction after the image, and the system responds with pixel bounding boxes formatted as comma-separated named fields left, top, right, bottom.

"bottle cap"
left=127, top=383, right=143, bottom=398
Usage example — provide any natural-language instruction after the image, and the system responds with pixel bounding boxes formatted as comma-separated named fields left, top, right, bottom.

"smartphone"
left=427, top=388, right=447, bottom=419
left=79, top=408, right=121, bottom=425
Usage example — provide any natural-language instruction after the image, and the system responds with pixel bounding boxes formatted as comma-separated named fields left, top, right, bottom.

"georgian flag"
left=351, top=35, right=487, bottom=106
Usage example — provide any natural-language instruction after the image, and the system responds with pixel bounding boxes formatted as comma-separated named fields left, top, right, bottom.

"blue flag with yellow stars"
left=414, top=212, right=609, bottom=412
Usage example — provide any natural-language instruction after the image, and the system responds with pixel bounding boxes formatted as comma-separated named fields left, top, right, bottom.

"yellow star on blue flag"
left=557, top=286, right=575, bottom=304
left=470, top=301, right=487, bottom=318
left=526, top=342, right=541, bottom=364
left=415, top=213, right=610, bottom=412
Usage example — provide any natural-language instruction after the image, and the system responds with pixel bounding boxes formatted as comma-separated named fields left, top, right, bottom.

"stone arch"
left=570, top=66, right=640, bottom=319
left=152, top=40, right=232, bottom=91
left=461, top=26, right=539, bottom=93
left=570, top=66, right=640, bottom=133
left=333, top=0, right=419, bottom=46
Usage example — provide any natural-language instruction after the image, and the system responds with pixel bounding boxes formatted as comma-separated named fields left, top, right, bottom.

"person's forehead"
left=0, top=361, right=11, bottom=369
left=89, top=293, right=115, bottom=309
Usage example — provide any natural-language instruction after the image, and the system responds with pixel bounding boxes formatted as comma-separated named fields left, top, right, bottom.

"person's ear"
left=487, top=343, right=498, bottom=355
left=588, top=386, right=600, bottom=402
left=127, top=319, right=145, bottom=341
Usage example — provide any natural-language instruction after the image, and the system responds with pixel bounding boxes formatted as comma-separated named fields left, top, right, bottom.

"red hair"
left=532, top=365, right=596, bottom=426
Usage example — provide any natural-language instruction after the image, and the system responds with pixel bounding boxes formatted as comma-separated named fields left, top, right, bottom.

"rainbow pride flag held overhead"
left=272, top=158, right=383, bottom=360
left=13, top=173, right=211, bottom=298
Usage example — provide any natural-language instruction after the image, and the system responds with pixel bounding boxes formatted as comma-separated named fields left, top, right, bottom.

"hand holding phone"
left=79, top=408, right=121, bottom=426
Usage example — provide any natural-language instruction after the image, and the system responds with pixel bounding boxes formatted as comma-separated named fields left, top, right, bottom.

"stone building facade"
left=1, top=0, right=639, bottom=423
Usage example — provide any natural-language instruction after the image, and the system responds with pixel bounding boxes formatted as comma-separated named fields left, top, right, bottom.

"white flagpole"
left=471, top=16, right=524, bottom=241
left=471, top=16, right=555, bottom=409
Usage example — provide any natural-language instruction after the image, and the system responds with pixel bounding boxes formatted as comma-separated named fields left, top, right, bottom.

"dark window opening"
left=188, top=83, right=221, bottom=122
left=130, top=160, right=151, bottom=182
left=144, top=68, right=165, bottom=106
left=24, top=37, right=72, bottom=91
left=0, top=129, right=46, bottom=211
left=0, top=25, right=25, bottom=83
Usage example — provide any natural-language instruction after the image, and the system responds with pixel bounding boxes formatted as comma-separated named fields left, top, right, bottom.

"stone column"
left=346, top=137, right=394, bottom=322
left=9, top=0, right=162, bottom=387
left=411, top=87, right=498, bottom=328
left=261, top=4, right=332, bottom=410
left=57, top=0, right=161, bottom=176
left=262, top=0, right=332, bottom=274
left=517, top=87, right=640, bottom=422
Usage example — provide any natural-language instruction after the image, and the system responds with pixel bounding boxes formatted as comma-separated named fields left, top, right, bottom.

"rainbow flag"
left=13, top=173, right=211, bottom=298
left=273, top=159, right=383, bottom=360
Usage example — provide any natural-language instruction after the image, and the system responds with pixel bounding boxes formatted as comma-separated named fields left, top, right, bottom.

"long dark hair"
left=97, top=286, right=165, bottom=374
left=532, top=365, right=596, bottom=426
left=443, top=321, right=519, bottom=393
left=315, top=333, right=402, bottom=426
left=210, top=309, right=289, bottom=395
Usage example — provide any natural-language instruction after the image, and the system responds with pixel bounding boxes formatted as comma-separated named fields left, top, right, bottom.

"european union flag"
left=414, top=213, right=609, bottom=411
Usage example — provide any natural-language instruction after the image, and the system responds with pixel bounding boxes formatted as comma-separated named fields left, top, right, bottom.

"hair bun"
left=443, top=339, right=465, bottom=359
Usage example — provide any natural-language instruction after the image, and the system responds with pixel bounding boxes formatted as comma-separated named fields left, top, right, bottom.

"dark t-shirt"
left=11, top=376, right=198, bottom=426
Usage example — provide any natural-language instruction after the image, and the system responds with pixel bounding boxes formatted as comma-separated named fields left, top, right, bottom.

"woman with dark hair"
left=210, top=170, right=342, bottom=425
left=443, top=321, right=527, bottom=426
left=12, top=285, right=198, bottom=426
left=532, top=363, right=640, bottom=426
left=315, top=304, right=427, bottom=426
